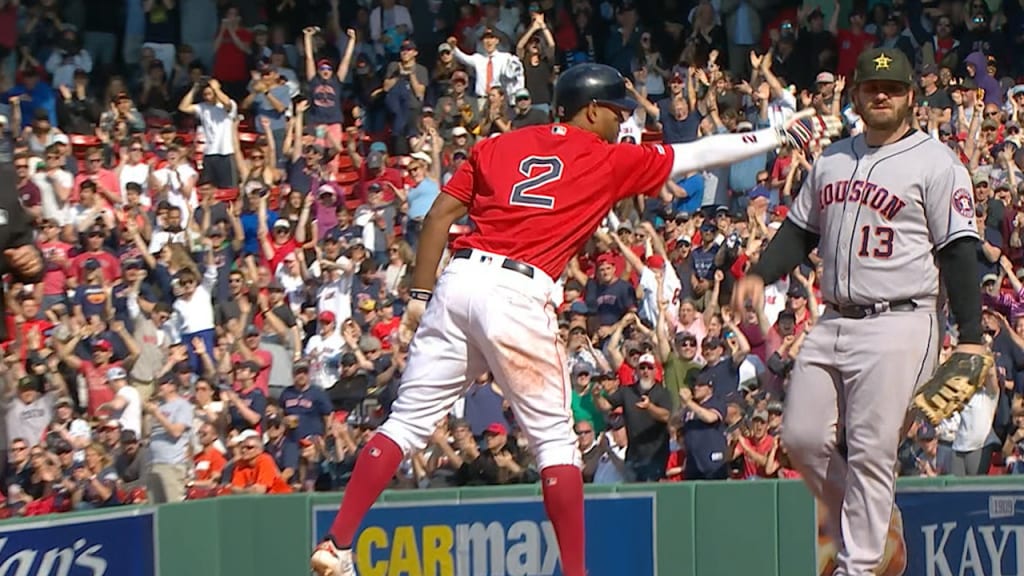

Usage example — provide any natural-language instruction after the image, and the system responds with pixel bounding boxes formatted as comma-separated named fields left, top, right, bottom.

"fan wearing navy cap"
left=303, top=27, right=357, bottom=144
left=279, top=360, right=334, bottom=439
left=630, top=64, right=700, bottom=144
left=201, top=221, right=243, bottom=307
left=224, top=360, right=267, bottom=432
left=69, top=224, right=121, bottom=284
left=382, top=39, right=430, bottom=146
left=584, top=253, right=637, bottom=331
left=897, top=421, right=953, bottom=477
left=56, top=326, right=136, bottom=417
left=680, top=372, right=729, bottom=480
left=71, top=259, right=110, bottom=321
left=690, top=220, right=720, bottom=293
left=603, top=224, right=680, bottom=327
left=348, top=140, right=404, bottom=204
left=694, top=311, right=752, bottom=397
left=783, top=274, right=818, bottom=331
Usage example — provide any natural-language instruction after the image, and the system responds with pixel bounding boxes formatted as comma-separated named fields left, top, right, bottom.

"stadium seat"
left=335, top=171, right=360, bottom=186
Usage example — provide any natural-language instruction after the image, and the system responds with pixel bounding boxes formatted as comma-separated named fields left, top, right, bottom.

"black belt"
left=829, top=299, right=917, bottom=319
left=453, top=248, right=535, bottom=279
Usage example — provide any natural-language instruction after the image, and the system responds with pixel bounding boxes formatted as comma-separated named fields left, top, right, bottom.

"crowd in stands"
left=2, top=0, right=1024, bottom=518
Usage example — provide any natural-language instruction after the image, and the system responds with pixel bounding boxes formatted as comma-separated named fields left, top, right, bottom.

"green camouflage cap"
left=853, top=48, right=914, bottom=85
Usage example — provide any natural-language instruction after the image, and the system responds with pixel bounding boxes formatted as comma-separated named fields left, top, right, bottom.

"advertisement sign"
left=817, top=487, right=1024, bottom=576
left=0, top=508, right=158, bottom=576
left=313, top=494, right=656, bottom=576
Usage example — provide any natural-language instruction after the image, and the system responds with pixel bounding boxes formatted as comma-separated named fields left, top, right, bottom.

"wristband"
left=410, top=289, right=433, bottom=303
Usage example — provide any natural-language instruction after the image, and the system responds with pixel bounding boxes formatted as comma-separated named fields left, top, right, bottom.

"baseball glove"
left=911, top=351, right=994, bottom=425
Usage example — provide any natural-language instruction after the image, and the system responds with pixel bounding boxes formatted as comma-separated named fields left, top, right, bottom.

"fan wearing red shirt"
left=212, top=6, right=253, bottom=93
left=356, top=143, right=404, bottom=203
left=734, top=411, right=775, bottom=478
left=72, top=149, right=121, bottom=207
left=56, top=336, right=133, bottom=417
left=834, top=9, right=875, bottom=78
left=231, top=325, right=273, bottom=397
left=259, top=216, right=301, bottom=273
left=313, top=64, right=836, bottom=576
left=38, top=219, right=73, bottom=307
left=193, top=423, right=228, bottom=486
left=12, top=154, right=41, bottom=220
left=616, top=343, right=665, bottom=386
left=3, top=295, right=54, bottom=357
left=69, top=225, right=122, bottom=285
left=369, top=299, right=401, bottom=350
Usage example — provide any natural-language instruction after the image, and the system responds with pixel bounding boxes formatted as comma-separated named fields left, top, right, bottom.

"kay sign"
left=898, top=488, right=1024, bottom=576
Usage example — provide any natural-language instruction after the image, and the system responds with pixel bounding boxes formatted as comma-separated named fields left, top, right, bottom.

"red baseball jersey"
left=444, top=124, right=675, bottom=279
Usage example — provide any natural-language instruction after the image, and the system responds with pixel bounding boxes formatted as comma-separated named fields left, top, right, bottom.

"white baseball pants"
left=378, top=249, right=581, bottom=470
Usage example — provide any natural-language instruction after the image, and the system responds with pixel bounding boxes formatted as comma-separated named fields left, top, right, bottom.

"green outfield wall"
left=3, top=477, right=1021, bottom=576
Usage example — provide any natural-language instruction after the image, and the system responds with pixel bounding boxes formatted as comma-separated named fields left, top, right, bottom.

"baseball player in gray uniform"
left=733, top=48, right=986, bottom=575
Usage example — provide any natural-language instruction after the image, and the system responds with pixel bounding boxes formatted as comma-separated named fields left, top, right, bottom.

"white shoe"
left=310, top=540, right=355, bottom=576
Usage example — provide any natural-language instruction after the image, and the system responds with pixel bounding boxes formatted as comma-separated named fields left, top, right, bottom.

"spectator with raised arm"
left=177, top=78, right=237, bottom=189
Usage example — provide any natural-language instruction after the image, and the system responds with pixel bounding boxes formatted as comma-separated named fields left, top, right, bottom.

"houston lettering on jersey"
left=817, top=179, right=907, bottom=221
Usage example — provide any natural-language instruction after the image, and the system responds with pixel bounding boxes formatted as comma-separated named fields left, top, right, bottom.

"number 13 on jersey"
left=858, top=225, right=894, bottom=258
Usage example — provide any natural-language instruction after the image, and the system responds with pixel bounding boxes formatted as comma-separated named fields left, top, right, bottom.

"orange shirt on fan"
left=194, top=447, right=227, bottom=482
left=230, top=452, right=292, bottom=494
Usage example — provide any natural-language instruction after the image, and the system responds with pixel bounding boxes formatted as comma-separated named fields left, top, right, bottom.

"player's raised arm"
left=665, top=108, right=840, bottom=180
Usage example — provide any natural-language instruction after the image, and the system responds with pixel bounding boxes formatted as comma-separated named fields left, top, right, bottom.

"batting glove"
left=778, top=110, right=843, bottom=153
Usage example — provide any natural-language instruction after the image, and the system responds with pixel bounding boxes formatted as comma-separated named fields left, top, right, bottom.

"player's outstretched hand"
left=398, top=299, right=427, bottom=347
left=780, top=108, right=842, bottom=154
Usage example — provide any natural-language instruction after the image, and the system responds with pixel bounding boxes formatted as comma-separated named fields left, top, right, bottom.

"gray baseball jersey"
left=789, top=130, right=979, bottom=306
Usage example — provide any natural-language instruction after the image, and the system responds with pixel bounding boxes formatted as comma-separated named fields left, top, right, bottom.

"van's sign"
left=0, top=509, right=157, bottom=576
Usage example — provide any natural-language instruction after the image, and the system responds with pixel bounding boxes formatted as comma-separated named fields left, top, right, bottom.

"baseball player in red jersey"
left=311, top=63, right=838, bottom=576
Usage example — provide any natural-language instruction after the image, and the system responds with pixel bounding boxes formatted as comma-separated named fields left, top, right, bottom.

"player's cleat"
left=310, top=540, right=355, bottom=576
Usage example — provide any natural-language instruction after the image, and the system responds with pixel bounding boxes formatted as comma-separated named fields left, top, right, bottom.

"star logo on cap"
left=873, top=53, right=893, bottom=70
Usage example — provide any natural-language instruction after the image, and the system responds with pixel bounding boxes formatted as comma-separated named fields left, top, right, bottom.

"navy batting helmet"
left=554, top=63, right=637, bottom=121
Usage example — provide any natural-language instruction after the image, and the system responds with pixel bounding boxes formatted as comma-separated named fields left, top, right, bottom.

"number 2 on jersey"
left=509, top=156, right=564, bottom=209
left=858, top=225, right=894, bottom=258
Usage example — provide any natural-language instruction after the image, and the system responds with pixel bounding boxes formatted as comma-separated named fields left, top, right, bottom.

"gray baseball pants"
left=781, top=308, right=938, bottom=576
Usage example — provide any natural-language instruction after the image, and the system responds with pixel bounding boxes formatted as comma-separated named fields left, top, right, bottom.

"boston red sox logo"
left=951, top=188, right=974, bottom=218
